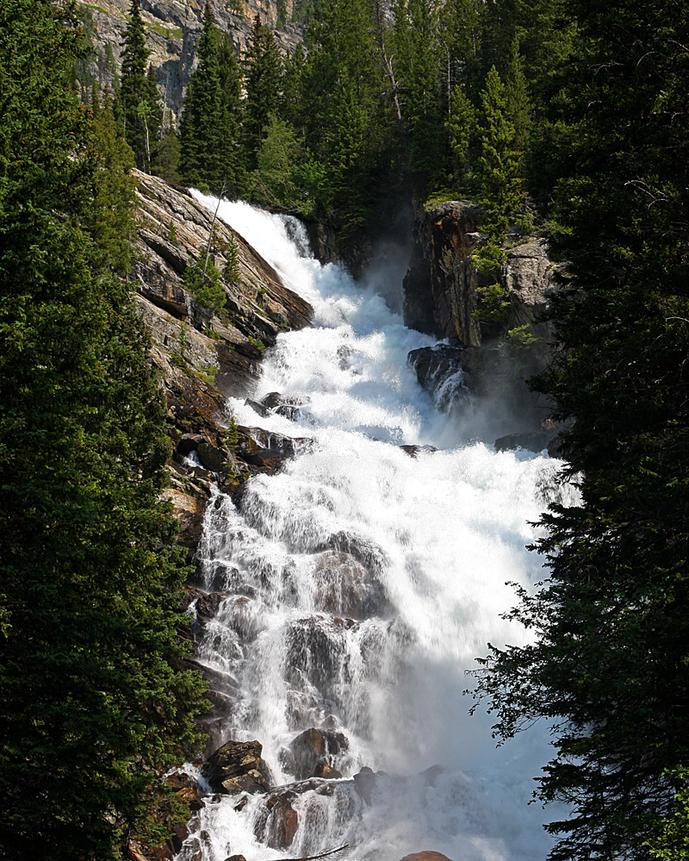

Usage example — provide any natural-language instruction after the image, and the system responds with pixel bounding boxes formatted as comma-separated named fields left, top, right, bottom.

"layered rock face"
left=132, top=170, right=312, bottom=546
left=78, top=0, right=303, bottom=122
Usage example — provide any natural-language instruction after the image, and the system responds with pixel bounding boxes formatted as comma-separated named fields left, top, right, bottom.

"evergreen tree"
left=389, top=0, right=445, bottom=186
left=476, top=65, right=523, bottom=235
left=443, top=0, right=484, bottom=99
left=280, top=43, right=307, bottom=135
left=180, top=4, right=241, bottom=194
left=504, top=36, right=531, bottom=160
left=119, top=0, right=161, bottom=170
left=243, top=16, right=283, bottom=170
left=0, top=1, right=206, bottom=857
left=473, top=1, right=689, bottom=858
left=301, top=0, right=388, bottom=241
left=446, top=83, right=476, bottom=189
left=217, top=32, right=244, bottom=191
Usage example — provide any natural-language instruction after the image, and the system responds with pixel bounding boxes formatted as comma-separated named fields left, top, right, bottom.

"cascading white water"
left=180, top=194, right=577, bottom=861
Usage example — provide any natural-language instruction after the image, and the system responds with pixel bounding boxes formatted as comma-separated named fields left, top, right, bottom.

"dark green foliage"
left=248, top=114, right=311, bottom=213
left=389, top=0, right=445, bottom=185
left=180, top=4, right=242, bottom=194
left=446, top=83, right=476, bottom=188
left=0, top=1, right=206, bottom=857
left=223, top=233, right=241, bottom=284
left=476, top=65, right=524, bottom=234
left=472, top=1, right=689, bottom=858
left=183, top=253, right=226, bottom=313
left=243, top=16, right=283, bottom=171
left=119, top=0, right=161, bottom=170
left=299, top=0, right=390, bottom=242
left=152, top=128, right=182, bottom=184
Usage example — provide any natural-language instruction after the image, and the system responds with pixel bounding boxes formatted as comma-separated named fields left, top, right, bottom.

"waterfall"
left=180, top=194, right=577, bottom=861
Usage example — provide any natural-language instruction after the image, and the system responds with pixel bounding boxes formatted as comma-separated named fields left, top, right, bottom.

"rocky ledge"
left=131, top=170, right=312, bottom=547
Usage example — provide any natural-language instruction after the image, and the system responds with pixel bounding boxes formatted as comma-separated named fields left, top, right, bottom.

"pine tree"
left=476, top=65, right=524, bottom=235
left=473, top=1, right=689, bottom=858
left=389, top=0, right=445, bottom=186
left=504, top=36, right=531, bottom=160
left=119, top=0, right=161, bottom=170
left=300, top=0, right=387, bottom=241
left=0, top=1, right=206, bottom=856
left=243, top=16, right=283, bottom=170
left=217, top=32, right=244, bottom=194
left=444, top=0, right=484, bottom=99
left=446, top=83, right=476, bottom=188
left=180, top=3, right=241, bottom=194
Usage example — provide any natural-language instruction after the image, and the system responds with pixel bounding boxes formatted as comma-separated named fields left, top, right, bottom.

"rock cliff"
left=132, top=170, right=312, bottom=548
left=403, top=200, right=557, bottom=348
left=78, top=0, right=303, bottom=122
left=403, top=200, right=560, bottom=443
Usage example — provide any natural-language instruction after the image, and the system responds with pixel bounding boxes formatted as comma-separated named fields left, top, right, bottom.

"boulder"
left=400, top=854, right=454, bottom=861
left=494, top=430, right=555, bottom=453
left=259, top=790, right=300, bottom=849
left=201, top=739, right=271, bottom=795
left=285, top=727, right=349, bottom=780
left=407, top=345, right=467, bottom=411
left=353, top=766, right=377, bottom=804
left=195, top=440, right=226, bottom=473
left=234, top=425, right=313, bottom=476
left=400, top=444, right=438, bottom=457
left=259, top=391, right=309, bottom=421
left=312, top=550, right=390, bottom=619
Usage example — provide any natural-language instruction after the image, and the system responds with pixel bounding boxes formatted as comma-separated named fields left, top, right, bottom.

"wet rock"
left=182, top=588, right=228, bottom=624
left=400, top=444, right=438, bottom=457
left=196, top=440, right=227, bottom=473
left=285, top=727, right=349, bottom=780
left=244, top=398, right=271, bottom=417
left=403, top=200, right=482, bottom=346
left=312, top=551, right=390, bottom=620
left=164, top=770, right=204, bottom=813
left=408, top=344, right=466, bottom=411
left=313, top=762, right=343, bottom=779
left=259, top=391, right=309, bottom=420
left=353, top=766, right=377, bottom=804
left=224, top=856, right=247, bottom=861
left=176, top=433, right=204, bottom=457
left=316, top=531, right=388, bottom=577
left=201, top=739, right=271, bottom=795
left=400, top=853, right=454, bottom=861
left=494, top=430, right=554, bottom=453
left=234, top=425, right=313, bottom=476
left=255, top=790, right=300, bottom=850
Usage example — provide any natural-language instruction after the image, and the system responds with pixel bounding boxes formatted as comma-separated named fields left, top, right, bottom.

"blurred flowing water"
left=179, top=195, right=576, bottom=861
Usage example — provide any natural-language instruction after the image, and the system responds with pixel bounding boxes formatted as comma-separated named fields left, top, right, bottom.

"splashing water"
left=180, top=194, right=577, bottom=861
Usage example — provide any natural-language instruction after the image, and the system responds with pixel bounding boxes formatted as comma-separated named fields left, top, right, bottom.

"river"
left=178, top=196, right=575, bottom=861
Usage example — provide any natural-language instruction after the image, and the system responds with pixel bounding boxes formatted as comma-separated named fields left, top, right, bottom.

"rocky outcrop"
left=201, top=739, right=272, bottom=795
left=403, top=200, right=560, bottom=438
left=78, top=0, right=303, bottom=124
left=403, top=201, right=482, bottom=346
left=283, top=727, right=349, bottom=780
left=403, top=200, right=557, bottom=349
left=132, top=170, right=312, bottom=548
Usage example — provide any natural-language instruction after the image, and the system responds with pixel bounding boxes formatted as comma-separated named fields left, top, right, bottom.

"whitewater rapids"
left=180, top=193, right=576, bottom=861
